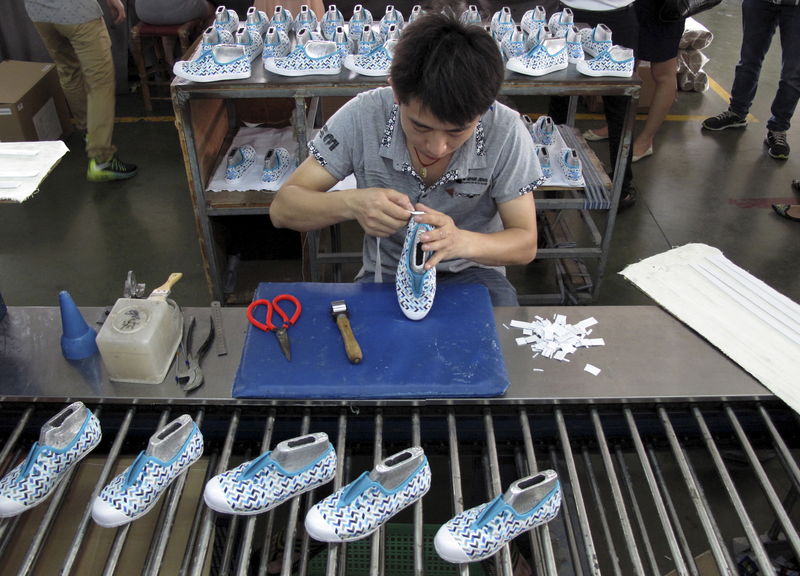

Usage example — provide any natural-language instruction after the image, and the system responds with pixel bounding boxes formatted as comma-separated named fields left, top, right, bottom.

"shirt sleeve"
left=490, top=109, right=544, bottom=204
left=307, top=95, right=363, bottom=183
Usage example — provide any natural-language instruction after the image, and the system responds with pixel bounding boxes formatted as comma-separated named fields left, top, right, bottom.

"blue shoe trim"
left=240, top=444, right=334, bottom=481
left=124, top=424, right=199, bottom=489
left=18, top=408, right=91, bottom=482
left=338, top=457, right=429, bottom=508
left=471, top=482, right=560, bottom=530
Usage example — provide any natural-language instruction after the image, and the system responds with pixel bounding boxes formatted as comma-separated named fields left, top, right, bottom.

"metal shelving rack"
left=172, top=64, right=639, bottom=304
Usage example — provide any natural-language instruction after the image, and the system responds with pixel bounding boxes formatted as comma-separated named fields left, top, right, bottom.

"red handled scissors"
left=246, top=294, right=302, bottom=361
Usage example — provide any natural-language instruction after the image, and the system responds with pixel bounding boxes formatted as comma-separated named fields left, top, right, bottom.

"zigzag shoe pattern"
left=0, top=406, right=101, bottom=517
left=204, top=445, right=336, bottom=515
left=396, top=221, right=436, bottom=320
left=306, top=457, right=431, bottom=542
left=92, top=423, right=203, bottom=527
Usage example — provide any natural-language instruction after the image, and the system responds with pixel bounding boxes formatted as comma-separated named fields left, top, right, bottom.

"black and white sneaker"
left=701, top=110, right=747, bottom=131
left=765, top=130, right=790, bottom=160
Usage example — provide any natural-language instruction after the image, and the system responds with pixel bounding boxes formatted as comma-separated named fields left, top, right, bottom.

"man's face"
left=398, top=97, right=480, bottom=165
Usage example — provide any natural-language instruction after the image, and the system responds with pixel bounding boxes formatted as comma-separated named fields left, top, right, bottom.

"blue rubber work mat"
left=232, top=282, right=509, bottom=399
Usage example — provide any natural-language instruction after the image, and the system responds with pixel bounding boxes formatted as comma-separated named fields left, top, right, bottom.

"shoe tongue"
left=240, top=450, right=275, bottom=480
left=338, top=471, right=373, bottom=506
left=470, top=494, right=506, bottom=529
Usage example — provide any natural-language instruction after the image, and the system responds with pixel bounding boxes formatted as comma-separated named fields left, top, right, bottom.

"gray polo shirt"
left=309, top=87, right=543, bottom=280
left=25, top=0, right=102, bottom=24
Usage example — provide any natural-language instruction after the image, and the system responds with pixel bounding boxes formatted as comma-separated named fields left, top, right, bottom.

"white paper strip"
left=584, top=364, right=601, bottom=376
left=621, top=244, right=800, bottom=414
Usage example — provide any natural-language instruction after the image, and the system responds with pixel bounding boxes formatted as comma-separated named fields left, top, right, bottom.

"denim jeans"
left=729, top=0, right=800, bottom=132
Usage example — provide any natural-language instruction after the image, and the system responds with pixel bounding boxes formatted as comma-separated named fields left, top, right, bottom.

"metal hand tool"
left=176, top=315, right=215, bottom=391
left=330, top=300, right=363, bottom=364
left=246, top=294, right=302, bottom=361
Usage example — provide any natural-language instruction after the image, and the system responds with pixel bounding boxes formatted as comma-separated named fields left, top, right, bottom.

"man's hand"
left=346, top=188, right=415, bottom=237
left=412, top=203, right=462, bottom=269
left=106, top=0, right=126, bottom=25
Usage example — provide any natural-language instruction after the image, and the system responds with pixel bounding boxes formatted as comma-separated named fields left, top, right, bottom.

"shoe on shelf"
left=500, top=25, right=528, bottom=60
left=582, top=127, right=608, bottom=141
left=265, top=40, right=342, bottom=76
left=547, top=8, right=574, bottom=38
left=245, top=6, right=269, bottom=37
left=632, top=145, right=653, bottom=162
left=520, top=6, right=546, bottom=37
left=506, top=38, right=568, bottom=77
left=344, top=38, right=397, bottom=76
left=92, top=415, right=203, bottom=528
left=434, top=470, right=561, bottom=564
left=618, top=183, right=637, bottom=211
left=173, top=44, right=251, bottom=83
left=262, top=147, right=295, bottom=183
left=204, top=433, right=336, bottom=515
left=305, top=447, right=431, bottom=542
left=701, top=110, right=747, bottom=131
left=195, top=26, right=235, bottom=60
left=566, top=26, right=583, bottom=63
left=536, top=146, right=552, bottom=179
left=408, top=4, right=425, bottom=24
left=213, top=5, right=240, bottom=34
left=576, top=45, right=634, bottom=78
left=348, top=4, right=373, bottom=40
left=490, top=6, right=514, bottom=41
left=356, top=25, right=384, bottom=54
left=269, top=5, right=293, bottom=34
left=225, top=145, right=257, bottom=181
left=379, top=5, right=404, bottom=37
left=560, top=148, right=582, bottom=182
left=0, top=402, right=101, bottom=518
left=772, top=204, right=800, bottom=222
left=235, top=26, right=264, bottom=62
left=262, top=26, right=291, bottom=59
left=460, top=5, right=482, bottom=25
left=579, top=24, right=612, bottom=57
left=320, top=4, right=344, bottom=40
left=765, top=130, right=790, bottom=159
left=531, top=115, right=556, bottom=146
left=396, top=220, right=437, bottom=320
left=87, top=154, right=138, bottom=182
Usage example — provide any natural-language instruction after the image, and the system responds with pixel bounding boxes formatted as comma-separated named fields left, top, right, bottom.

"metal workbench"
left=0, top=306, right=797, bottom=576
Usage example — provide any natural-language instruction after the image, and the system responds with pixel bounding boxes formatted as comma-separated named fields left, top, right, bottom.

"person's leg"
left=437, top=268, right=519, bottom=307
left=766, top=4, right=800, bottom=133
left=61, top=18, right=117, bottom=163
left=32, top=22, right=88, bottom=132
left=634, top=57, right=678, bottom=156
left=728, top=0, right=779, bottom=118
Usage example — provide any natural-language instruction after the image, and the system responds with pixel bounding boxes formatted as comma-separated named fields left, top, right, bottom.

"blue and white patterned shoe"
left=460, top=5, right=482, bottom=25
left=577, top=45, right=635, bottom=78
left=435, top=470, right=561, bottom=564
left=547, top=8, right=574, bottom=38
left=536, top=146, right=552, bottom=180
left=204, top=433, right=336, bottom=515
left=490, top=7, right=514, bottom=41
left=531, top=115, right=556, bottom=146
left=0, top=402, right=101, bottom=518
left=269, top=5, right=293, bottom=35
left=305, top=447, right=431, bottom=542
left=356, top=26, right=385, bottom=54
left=334, top=26, right=355, bottom=55
left=520, top=6, right=546, bottom=37
left=193, top=26, right=235, bottom=59
left=506, top=38, right=567, bottom=77
left=265, top=40, right=342, bottom=76
left=92, top=415, right=203, bottom=528
left=295, top=26, right=324, bottom=46
left=261, top=147, right=295, bottom=183
left=225, top=145, right=256, bottom=181
left=320, top=5, right=344, bottom=40
left=560, top=148, right=582, bottom=182
left=213, top=5, right=240, bottom=35
left=344, top=39, right=396, bottom=76
left=407, top=4, right=425, bottom=24
left=379, top=5, right=404, bottom=37
left=579, top=23, right=612, bottom=57
left=293, top=4, right=318, bottom=34
left=501, top=25, right=528, bottom=60
left=566, top=26, right=584, bottom=63
left=245, top=6, right=269, bottom=38
left=235, top=26, right=264, bottom=62
left=173, top=44, right=251, bottom=83
left=396, top=220, right=436, bottom=321
left=348, top=4, right=373, bottom=41
left=262, top=26, right=291, bottom=59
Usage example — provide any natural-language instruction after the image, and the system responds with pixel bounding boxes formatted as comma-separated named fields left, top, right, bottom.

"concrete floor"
left=1, top=2, right=798, bottom=309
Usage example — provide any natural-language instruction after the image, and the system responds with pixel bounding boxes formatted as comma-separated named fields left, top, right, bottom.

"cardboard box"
left=0, top=60, right=72, bottom=142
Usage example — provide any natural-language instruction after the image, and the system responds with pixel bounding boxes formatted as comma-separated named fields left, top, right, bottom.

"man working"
left=270, top=13, right=543, bottom=306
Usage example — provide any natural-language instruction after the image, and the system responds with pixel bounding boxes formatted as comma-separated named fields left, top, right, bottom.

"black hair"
left=389, top=12, right=504, bottom=126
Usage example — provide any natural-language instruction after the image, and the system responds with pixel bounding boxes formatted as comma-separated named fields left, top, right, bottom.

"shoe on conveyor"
left=86, top=154, right=138, bottom=182
left=0, top=402, right=102, bottom=518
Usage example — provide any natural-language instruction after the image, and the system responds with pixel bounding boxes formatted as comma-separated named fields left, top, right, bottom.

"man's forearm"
left=270, top=186, right=353, bottom=232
